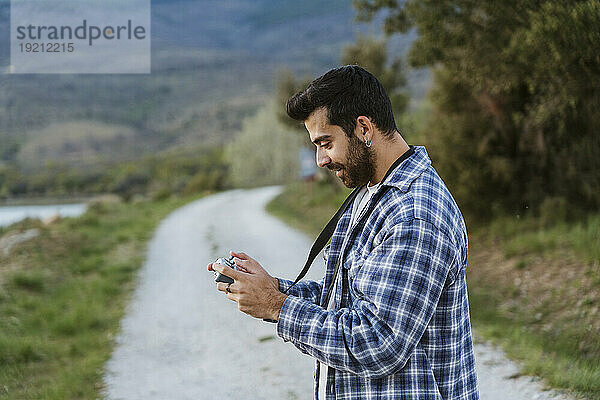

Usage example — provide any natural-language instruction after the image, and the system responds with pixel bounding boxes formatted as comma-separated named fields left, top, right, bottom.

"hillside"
left=0, top=0, right=426, bottom=172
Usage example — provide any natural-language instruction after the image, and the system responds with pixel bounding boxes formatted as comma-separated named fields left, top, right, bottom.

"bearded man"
left=209, top=65, right=479, bottom=400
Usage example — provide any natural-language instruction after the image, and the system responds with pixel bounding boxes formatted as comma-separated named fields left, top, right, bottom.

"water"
left=0, top=203, right=87, bottom=227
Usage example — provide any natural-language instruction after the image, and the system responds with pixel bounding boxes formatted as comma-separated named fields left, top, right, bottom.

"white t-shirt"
left=318, top=181, right=381, bottom=399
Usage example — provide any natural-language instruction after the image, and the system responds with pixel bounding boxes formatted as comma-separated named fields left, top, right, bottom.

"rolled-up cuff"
left=276, top=294, right=315, bottom=343
left=276, top=277, right=296, bottom=293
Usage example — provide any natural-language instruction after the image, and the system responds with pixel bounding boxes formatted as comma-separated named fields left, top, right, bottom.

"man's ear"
left=356, top=116, right=373, bottom=140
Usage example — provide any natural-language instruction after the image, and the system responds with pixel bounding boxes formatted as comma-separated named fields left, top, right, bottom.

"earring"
left=362, top=127, right=371, bottom=147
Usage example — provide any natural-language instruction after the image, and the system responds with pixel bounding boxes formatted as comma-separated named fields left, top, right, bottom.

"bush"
left=539, top=197, right=569, bottom=228
left=226, top=102, right=302, bottom=188
left=11, top=272, right=45, bottom=292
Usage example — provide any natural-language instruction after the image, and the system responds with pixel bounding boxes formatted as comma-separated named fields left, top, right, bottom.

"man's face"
left=305, top=108, right=376, bottom=188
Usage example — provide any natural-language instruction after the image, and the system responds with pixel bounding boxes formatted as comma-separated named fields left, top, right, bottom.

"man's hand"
left=207, top=251, right=287, bottom=321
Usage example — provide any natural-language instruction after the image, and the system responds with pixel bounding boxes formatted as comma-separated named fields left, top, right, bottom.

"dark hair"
left=286, top=65, right=398, bottom=138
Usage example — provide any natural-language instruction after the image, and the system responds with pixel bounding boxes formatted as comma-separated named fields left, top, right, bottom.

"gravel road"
left=103, top=186, right=576, bottom=400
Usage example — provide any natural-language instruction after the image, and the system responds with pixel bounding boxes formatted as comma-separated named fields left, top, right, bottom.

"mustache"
left=327, top=163, right=344, bottom=171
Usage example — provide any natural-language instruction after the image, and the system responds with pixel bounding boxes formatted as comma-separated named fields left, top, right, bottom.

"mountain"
left=0, top=0, right=426, bottom=170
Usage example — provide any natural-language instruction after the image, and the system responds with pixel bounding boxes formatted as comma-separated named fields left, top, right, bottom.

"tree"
left=341, top=35, right=408, bottom=118
left=226, top=102, right=303, bottom=188
left=354, top=0, right=600, bottom=218
left=274, top=69, right=313, bottom=137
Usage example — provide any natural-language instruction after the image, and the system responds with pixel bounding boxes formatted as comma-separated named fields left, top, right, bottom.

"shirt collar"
left=379, top=146, right=431, bottom=192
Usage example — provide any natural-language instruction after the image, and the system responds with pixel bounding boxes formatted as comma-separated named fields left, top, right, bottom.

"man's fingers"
left=216, top=282, right=239, bottom=293
left=216, top=282, right=229, bottom=292
left=225, top=293, right=238, bottom=302
left=230, top=250, right=254, bottom=262
left=233, top=257, right=261, bottom=273
left=231, top=259, right=249, bottom=272
left=232, top=257, right=249, bottom=268
left=211, top=262, right=244, bottom=281
left=215, top=282, right=239, bottom=303
left=230, top=251, right=268, bottom=275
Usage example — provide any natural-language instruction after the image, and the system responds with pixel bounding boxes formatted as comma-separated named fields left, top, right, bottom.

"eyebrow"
left=312, top=134, right=333, bottom=145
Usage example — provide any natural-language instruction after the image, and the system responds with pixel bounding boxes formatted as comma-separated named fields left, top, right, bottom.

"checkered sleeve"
left=277, top=277, right=323, bottom=305
left=276, top=218, right=457, bottom=378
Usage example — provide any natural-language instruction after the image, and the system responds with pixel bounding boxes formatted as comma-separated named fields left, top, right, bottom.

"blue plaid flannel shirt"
left=276, top=146, right=479, bottom=400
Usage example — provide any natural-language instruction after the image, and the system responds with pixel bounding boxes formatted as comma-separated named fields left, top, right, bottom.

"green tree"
left=275, top=69, right=313, bottom=136
left=355, top=0, right=600, bottom=218
left=341, top=35, right=408, bottom=118
left=226, top=102, right=303, bottom=188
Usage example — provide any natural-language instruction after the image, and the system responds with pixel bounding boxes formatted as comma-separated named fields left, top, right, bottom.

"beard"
left=328, top=134, right=376, bottom=188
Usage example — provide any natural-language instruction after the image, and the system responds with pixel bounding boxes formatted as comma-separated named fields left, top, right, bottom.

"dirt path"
left=103, top=187, right=576, bottom=400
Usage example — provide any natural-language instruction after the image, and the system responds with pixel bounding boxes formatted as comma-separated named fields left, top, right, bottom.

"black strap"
left=283, top=186, right=362, bottom=294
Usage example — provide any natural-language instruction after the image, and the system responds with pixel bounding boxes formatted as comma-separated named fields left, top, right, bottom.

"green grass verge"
left=266, top=181, right=600, bottom=399
left=266, top=180, right=350, bottom=235
left=482, top=213, right=600, bottom=265
left=0, top=194, right=204, bottom=399
left=469, top=290, right=599, bottom=398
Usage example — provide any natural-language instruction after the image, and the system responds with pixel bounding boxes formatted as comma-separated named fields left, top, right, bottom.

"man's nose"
left=316, top=148, right=331, bottom=168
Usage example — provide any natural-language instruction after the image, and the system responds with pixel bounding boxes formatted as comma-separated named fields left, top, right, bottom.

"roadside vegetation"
left=0, top=145, right=229, bottom=201
left=468, top=213, right=599, bottom=397
left=0, top=195, right=203, bottom=399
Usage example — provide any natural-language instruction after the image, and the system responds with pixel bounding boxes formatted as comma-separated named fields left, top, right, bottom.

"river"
left=0, top=203, right=87, bottom=227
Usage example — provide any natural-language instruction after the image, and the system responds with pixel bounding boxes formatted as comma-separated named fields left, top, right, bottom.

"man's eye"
left=320, top=142, right=331, bottom=148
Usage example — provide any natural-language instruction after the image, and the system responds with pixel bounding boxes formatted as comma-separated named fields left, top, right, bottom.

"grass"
left=467, top=213, right=600, bottom=398
left=265, top=180, right=351, bottom=235
left=483, top=214, right=600, bottom=265
left=0, top=194, right=204, bottom=399
left=267, top=180, right=600, bottom=399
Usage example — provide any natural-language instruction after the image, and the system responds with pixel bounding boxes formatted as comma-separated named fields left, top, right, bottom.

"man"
left=208, top=65, right=479, bottom=399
